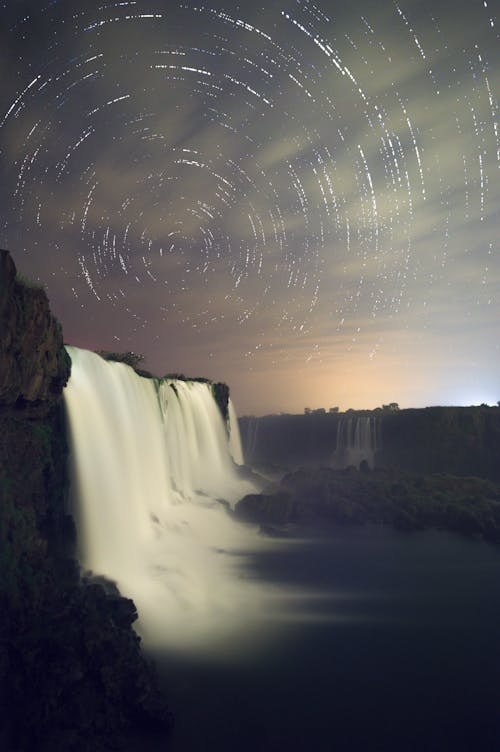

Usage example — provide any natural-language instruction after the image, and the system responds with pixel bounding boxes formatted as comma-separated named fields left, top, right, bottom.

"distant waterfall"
left=239, top=416, right=260, bottom=465
left=228, top=399, right=244, bottom=465
left=333, top=415, right=380, bottom=469
left=63, top=347, right=270, bottom=653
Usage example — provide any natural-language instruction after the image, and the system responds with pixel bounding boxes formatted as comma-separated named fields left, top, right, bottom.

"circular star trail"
left=0, top=0, right=498, bottom=410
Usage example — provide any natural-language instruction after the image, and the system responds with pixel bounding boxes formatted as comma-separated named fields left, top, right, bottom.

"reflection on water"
left=137, top=526, right=500, bottom=752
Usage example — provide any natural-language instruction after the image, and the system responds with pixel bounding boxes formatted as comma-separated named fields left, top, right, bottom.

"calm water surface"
left=137, top=526, right=500, bottom=751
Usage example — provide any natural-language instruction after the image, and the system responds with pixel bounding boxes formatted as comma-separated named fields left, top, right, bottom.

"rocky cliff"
left=240, top=406, right=500, bottom=481
left=378, top=406, right=500, bottom=481
left=237, top=409, right=500, bottom=543
left=0, top=249, right=70, bottom=405
left=0, top=250, right=170, bottom=751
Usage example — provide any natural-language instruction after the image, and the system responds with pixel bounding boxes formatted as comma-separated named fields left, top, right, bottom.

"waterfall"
left=239, top=416, right=260, bottom=465
left=228, top=399, right=244, bottom=465
left=333, top=415, right=380, bottom=469
left=63, top=346, right=271, bottom=653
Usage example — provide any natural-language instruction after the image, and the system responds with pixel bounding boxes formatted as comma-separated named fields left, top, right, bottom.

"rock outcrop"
left=212, top=381, right=230, bottom=421
left=0, top=249, right=70, bottom=405
left=0, top=250, right=171, bottom=751
left=235, top=467, right=500, bottom=544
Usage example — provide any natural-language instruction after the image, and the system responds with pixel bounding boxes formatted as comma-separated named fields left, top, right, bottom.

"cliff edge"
left=0, top=250, right=170, bottom=751
left=0, top=249, right=70, bottom=405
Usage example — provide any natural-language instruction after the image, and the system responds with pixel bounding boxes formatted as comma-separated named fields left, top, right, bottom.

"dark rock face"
left=239, top=412, right=340, bottom=469
left=238, top=409, right=500, bottom=541
left=212, top=381, right=230, bottom=421
left=0, top=249, right=71, bottom=405
left=239, top=407, right=500, bottom=481
left=236, top=491, right=297, bottom=525
left=0, top=250, right=171, bottom=750
left=378, top=406, right=500, bottom=481
left=0, top=401, right=72, bottom=573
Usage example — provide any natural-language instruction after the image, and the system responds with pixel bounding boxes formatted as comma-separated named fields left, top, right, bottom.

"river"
left=134, top=525, right=500, bottom=751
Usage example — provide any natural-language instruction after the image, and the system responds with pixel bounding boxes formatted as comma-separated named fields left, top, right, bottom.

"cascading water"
left=227, top=399, right=244, bottom=465
left=239, top=416, right=260, bottom=466
left=333, top=415, right=380, bottom=469
left=63, top=346, right=274, bottom=653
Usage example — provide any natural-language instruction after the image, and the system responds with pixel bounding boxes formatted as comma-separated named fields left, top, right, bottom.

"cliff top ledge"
left=0, top=249, right=71, bottom=406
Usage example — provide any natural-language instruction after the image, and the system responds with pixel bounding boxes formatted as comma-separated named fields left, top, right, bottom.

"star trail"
left=0, top=0, right=498, bottom=414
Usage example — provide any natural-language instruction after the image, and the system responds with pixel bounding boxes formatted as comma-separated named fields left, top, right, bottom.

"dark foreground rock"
left=0, top=250, right=171, bottom=750
left=235, top=466, right=500, bottom=544
left=0, top=573, right=171, bottom=751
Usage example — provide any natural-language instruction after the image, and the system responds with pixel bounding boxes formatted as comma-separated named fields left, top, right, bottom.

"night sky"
left=1, top=0, right=498, bottom=415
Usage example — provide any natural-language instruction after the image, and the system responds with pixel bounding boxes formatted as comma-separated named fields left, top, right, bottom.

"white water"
left=227, top=399, right=244, bottom=465
left=64, top=346, right=278, bottom=653
left=333, top=415, right=380, bottom=469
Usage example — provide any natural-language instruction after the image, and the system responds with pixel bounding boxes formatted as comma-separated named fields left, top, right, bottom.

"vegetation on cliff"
left=378, top=406, right=500, bottom=481
left=95, top=349, right=230, bottom=421
left=96, top=349, right=151, bottom=375
left=236, top=466, right=500, bottom=544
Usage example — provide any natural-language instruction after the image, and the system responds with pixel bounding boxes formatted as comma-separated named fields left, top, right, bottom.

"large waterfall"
left=64, top=347, right=274, bottom=653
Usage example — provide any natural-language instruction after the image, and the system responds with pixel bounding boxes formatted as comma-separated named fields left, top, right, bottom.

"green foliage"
left=15, top=271, right=45, bottom=291
left=95, top=353, right=213, bottom=382
left=163, top=372, right=210, bottom=383
left=32, top=422, right=53, bottom=453
left=236, top=466, right=500, bottom=544
left=212, top=381, right=229, bottom=420
left=96, top=350, right=145, bottom=370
